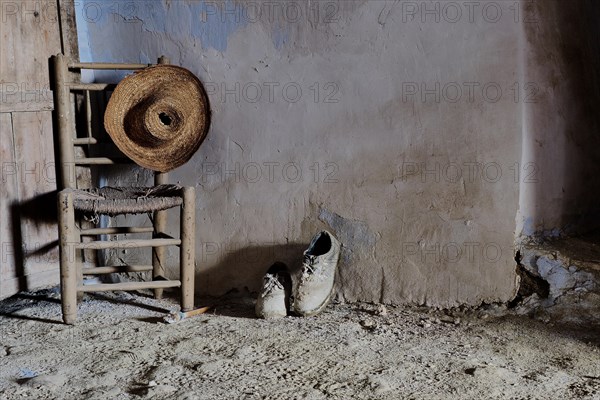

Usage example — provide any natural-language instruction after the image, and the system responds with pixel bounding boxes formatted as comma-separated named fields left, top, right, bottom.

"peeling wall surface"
left=75, top=0, right=528, bottom=306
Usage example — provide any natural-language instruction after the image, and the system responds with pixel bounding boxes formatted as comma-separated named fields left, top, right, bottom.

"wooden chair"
left=52, top=54, right=195, bottom=324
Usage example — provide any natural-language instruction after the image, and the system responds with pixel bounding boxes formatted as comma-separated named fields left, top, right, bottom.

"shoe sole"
left=258, top=313, right=287, bottom=319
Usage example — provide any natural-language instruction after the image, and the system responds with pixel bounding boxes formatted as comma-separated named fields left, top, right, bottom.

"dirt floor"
left=0, top=288, right=599, bottom=400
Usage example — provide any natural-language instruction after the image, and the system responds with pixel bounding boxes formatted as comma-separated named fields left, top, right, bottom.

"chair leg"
left=153, top=172, right=168, bottom=299
left=180, top=187, right=195, bottom=312
left=58, top=191, right=78, bottom=324
left=152, top=210, right=167, bottom=299
left=76, top=255, right=84, bottom=303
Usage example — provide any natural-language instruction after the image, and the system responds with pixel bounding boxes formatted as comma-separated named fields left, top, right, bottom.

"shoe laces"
left=302, top=254, right=318, bottom=275
left=263, top=274, right=284, bottom=294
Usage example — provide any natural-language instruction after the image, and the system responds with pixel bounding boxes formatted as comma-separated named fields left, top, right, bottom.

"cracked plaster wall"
left=75, top=0, right=526, bottom=306
left=520, top=249, right=596, bottom=303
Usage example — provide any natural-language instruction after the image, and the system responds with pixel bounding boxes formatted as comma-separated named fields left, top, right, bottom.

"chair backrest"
left=52, top=54, right=170, bottom=190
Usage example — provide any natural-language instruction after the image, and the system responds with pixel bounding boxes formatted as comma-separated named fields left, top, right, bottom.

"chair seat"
left=65, top=184, right=183, bottom=215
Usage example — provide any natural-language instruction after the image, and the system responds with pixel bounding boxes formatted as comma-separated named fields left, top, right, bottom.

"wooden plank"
left=0, top=0, right=75, bottom=300
left=75, top=157, right=134, bottom=165
left=58, top=0, right=79, bottom=60
left=0, top=113, right=18, bottom=299
left=82, top=265, right=154, bottom=275
left=0, top=0, right=63, bottom=84
left=69, top=62, right=150, bottom=70
left=73, top=137, right=98, bottom=145
left=76, top=239, right=181, bottom=250
left=68, top=83, right=117, bottom=91
left=0, top=91, right=54, bottom=113
left=80, top=227, right=154, bottom=236
left=11, top=111, right=59, bottom=279
left=0, top=269, right=59, bottom=299
left=78, top=280, right=181, bottom=292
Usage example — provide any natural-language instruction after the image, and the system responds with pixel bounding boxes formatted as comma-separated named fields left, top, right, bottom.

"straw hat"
left=104, top=65, right=210, bottom=172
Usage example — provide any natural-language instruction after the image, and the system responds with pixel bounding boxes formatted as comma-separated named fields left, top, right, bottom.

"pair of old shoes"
left=255, top=231, right=341, bottom=318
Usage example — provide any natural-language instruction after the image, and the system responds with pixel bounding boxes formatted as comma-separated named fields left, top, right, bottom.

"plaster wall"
left=76, top=0, right=524, bottom=306
left=517, top=0, right=600, bottom=239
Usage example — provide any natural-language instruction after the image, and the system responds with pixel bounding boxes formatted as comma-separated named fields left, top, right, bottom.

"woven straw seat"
left=67, top=184, right=183, bottom=216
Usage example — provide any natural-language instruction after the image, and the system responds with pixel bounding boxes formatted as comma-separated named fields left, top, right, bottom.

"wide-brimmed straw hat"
left=104, top=65, right=210, bottom=172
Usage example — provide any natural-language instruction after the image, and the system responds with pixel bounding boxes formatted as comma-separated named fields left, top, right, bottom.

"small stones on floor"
left=439, top=315, right=461, bottom=325
left=418, top=320, right=432, bottom=328
left=376, top=304, right=388, bottom=317
left=360, top=318, right=376, bottom=330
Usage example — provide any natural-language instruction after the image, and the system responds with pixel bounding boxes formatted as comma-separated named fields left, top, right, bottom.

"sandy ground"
left=1, top=288, right=599, bottom=400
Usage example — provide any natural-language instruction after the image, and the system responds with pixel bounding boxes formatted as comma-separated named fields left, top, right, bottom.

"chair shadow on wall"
left=1, top=192, right=59, bottom=323
left=198, top=243, right=308, bottom=319
left=8, top=191, right=59, bottom=294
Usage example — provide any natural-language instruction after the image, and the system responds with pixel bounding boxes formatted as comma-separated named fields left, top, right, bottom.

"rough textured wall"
left=77, top=0, right=524, bottom=306
left=518, top=0, right=600, bottom=239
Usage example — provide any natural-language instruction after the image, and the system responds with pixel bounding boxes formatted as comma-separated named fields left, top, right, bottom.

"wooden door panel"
left=0, top=112, right=18, bottom=299
left=11, top=111, right=59, bottom=276
left=0, top=0, right=78, bottom=299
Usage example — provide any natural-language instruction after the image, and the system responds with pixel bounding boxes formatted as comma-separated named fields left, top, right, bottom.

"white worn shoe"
left=255, top=262, right=291, bottom=319
left=292, top=231, right=341, bottom=317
